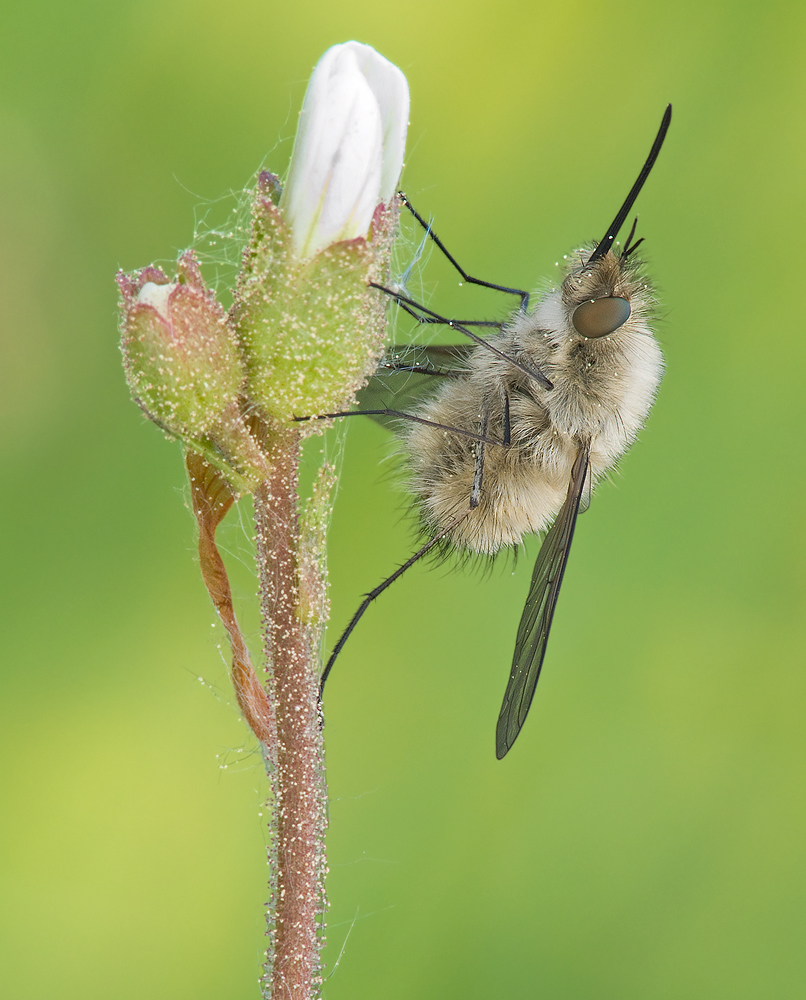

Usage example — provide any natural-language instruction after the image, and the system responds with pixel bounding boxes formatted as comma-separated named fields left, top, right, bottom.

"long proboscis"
left=587, top=104, right=672, bottom=265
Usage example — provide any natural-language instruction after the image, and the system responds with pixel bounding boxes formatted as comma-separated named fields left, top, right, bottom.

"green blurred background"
left=2, top=1, right=805, bottom=997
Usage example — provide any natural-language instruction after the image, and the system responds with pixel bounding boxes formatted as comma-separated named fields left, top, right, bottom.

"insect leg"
left=394, top=295, right=503, bottom=329
left=319, top=509, right=472, bottom=696
left=294, top=408, right=505, bottom=446
left=320, top=398, right=502, bottom=700
left=471, top=410, right=490, bottom=509
left=502, top=389, right=512, bottom=447
left=399, top=193, right=530, bottom=311
left=370, top=283, right=553, bottom=391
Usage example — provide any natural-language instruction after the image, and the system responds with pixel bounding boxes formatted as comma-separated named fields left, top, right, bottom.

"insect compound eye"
left=572, top=296, right=631, bottom=338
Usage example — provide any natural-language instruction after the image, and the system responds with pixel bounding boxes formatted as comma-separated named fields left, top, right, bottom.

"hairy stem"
left=255, top=424, right=327, bottom=999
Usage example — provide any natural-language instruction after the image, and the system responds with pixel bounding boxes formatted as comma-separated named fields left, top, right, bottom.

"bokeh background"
left=2, top=1, right=804, bottom=997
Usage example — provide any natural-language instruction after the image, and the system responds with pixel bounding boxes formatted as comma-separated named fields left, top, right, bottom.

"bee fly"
left=306, top=105, right=671, bottom=757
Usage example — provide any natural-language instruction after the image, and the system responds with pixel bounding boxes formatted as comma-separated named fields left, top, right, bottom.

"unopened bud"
left=118, top=252, right=244, bottom=439
left=233, top=42, right=408, bottom=424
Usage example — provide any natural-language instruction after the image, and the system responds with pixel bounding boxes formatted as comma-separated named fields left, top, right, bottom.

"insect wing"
left=495, top=446, right=591, bottom=758
left=356, top=344, right=472, bottom=430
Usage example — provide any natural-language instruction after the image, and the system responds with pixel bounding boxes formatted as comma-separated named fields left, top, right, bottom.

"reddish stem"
left=255, top=426, right=327, bottom=999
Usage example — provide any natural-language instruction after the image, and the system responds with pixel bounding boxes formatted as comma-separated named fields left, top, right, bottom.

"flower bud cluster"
left=118, top=41, right=409, bottom=492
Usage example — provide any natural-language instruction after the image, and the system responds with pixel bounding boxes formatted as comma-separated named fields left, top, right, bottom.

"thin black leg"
left=319, top=509, right=472, bottom=696
left=399, top=193, right=530, bottom=312
left=471, top=412, right=488, bottom=509
left=319, top=398, right=499, bottom=698
left=371, top=283, right=553, bottom=391
left=394, top=295, right=503, bottom=329
left=502, top=390, right=512, bottom=447
left=294, top=408, right=505, bottom=446
left=319, top=396, right=509, bottom=701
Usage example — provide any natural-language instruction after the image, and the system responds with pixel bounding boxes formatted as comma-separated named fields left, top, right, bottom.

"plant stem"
left=255, top=424, right=327, bottom=999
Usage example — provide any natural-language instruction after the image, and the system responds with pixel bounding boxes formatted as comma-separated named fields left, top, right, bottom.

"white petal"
left=286, top=59, right=382, bottom=257
left=340, top=41, right=409, bottom=203
left=282, top=42, right=409, bottom=258
left=137, top=281, right=175, bottom=319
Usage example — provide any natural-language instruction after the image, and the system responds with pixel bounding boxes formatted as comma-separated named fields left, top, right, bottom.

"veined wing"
left=357, top=344, right=472, bottom=431
left=495, top=445, right=591, bottom=759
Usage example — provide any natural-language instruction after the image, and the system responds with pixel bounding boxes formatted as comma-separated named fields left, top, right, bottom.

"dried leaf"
left=186, top=450, right=276, bottom=750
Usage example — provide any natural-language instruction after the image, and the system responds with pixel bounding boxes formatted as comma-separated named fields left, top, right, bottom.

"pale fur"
left=404, top=248, right=663, bottom=554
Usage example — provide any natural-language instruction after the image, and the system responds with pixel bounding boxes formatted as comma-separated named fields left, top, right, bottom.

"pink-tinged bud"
left=118, top=252, right=244, bottom=439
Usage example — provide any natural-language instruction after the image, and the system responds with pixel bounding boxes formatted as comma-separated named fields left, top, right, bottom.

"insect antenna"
left=622, top=236, right=645, bottom=260
left=587, top=103, right=672, bottom=265
left=319, top=509, right=472, bottom=697
left=620, top=216, right=646, bottom=259
left=399, top=192, right=531, bottom=311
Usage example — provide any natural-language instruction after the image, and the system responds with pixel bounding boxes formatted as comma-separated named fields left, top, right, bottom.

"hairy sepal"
left=234, top=196, right=397, bottom=424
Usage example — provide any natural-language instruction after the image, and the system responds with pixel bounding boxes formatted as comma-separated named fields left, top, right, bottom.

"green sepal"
left=234, top=196, right=390, bottom=423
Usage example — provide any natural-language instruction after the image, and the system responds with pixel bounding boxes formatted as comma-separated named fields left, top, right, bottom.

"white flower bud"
left=281, top=40, right=409, bottom=259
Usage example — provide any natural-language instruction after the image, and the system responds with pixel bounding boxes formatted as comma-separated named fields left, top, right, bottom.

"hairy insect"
left=307, top=105, right=671, bottom=757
